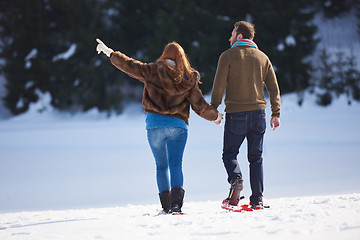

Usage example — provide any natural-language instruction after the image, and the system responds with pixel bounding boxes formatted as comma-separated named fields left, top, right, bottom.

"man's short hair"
left=234, top=21, right=255, bottom=40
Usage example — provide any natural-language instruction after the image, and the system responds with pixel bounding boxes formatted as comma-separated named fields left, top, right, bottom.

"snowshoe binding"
left=224, top=176, right=244, bottom=206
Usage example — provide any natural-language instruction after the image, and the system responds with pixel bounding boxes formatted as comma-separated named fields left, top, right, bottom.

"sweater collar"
left=232, top=39, right=258, bottom=49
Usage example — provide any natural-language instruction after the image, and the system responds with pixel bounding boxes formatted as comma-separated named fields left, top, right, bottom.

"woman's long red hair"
left=157, top=41, right=200, bottom=83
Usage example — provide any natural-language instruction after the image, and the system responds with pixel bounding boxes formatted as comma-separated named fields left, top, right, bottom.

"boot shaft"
left=227, top=176, right=243, bottom=206
left=159, top=190, right=171, bottom=213
left=171, top=187, right=185, bottom=213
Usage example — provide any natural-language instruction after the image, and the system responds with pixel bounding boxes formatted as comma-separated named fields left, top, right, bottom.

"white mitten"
left=96, top=38, right=113, bottom=57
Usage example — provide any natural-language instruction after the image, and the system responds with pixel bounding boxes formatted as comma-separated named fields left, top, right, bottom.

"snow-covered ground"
left=0, top=193, right=359, bottom=240
left=0, top=92, right=360, bottom=239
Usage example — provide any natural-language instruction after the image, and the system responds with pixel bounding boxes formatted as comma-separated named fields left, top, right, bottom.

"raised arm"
left=96, top=38, right=151, bottom=82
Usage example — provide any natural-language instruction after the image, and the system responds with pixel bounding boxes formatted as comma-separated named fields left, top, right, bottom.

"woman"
left=96, top=39, right=223, bottom=214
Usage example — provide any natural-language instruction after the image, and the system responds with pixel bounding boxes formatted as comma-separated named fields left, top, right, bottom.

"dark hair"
left=234, top=21, right=255, bottom=40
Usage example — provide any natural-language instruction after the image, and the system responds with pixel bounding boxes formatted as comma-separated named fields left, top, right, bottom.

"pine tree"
left=0, top=0, right=322, bottom=114
left=104, top=0, right=246, bottom=94
left=344, top=51, right=360, bottom=104
left=316, top=48, right=335, bottom=106
left=248, top=0, right=318, bottom=94
left=0, top=0, right=123, bottom=115
left=313, top=48, right=360, bottom=106
left=318, top=0, right=355, bottom=18
left=357, top=1, right=360, bottom=36
left=333, top=50, right=347, bottom=96
left=0, top=0, right=43, bottom=114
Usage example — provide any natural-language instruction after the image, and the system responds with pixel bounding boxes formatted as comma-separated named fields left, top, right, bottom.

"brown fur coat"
left=110, top=51, right=218, bottom=124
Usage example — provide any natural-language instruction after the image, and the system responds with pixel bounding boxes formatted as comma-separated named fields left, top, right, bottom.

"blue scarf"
left=232, top=39, right=258, bottom=49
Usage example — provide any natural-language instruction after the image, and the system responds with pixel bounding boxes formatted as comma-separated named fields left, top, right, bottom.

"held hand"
left=270, top=117, right=280, bottom=131
left=214, top=113, right=224, bottom=125
left=96, top=38, right=113, bottom=57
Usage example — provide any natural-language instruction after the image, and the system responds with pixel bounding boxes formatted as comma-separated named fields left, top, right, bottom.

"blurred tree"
left=248, top=0, right=318, bottom=95
left=314, top=48, right=336, bottom=106
left=142, top=0, right=239, bottom=92
left=0, top=0, right=43, bottom=114
left=102, top=0, right=157, bottom=101
left=0, top=0, right=122, bottom=115
left=108, top=0, right=318, bottom=95
left=312, top=48, right=360, bottom=106
left=188, top=0, right=248, bottom=92
left=106, top=0, right=241, bottom=93
left=357, top=1, right=360, bottom=36
left=315, top=0, right=356, bottom=18
left=0, top=0, right=322, bottom=115
left=343, top=51, right=360, bottom=104
left=310, top=0, right=360, bottom=106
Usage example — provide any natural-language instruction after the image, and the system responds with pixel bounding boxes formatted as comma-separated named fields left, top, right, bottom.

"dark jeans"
left=147, top=127, right=188, bottom=194
left=223, top=109, right=266, bottom=204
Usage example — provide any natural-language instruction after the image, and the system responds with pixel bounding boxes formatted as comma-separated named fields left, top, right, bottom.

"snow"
left=0, top=193, right=360, bottom=240
left=24, top=48, right=38, bottom=69
left=0, top=92, right=360, bottom=239
left=324, top=1, right=332, bottom=8
left=216, top=15, right=230, bottom=21
left=245, top=13, right=253, bottom=23
left=192, top=41, right=200, bottom=48
left=24, top=49, right=38, bottom=62
left=52, top=44, right=77, bottom=62
left=285, top=35, right=296, bottom=46
left=24, top=81, right=34, bottom=89
left=15, top=98, right=24, bottom=108
left=277, top=42, right=285, bottom=51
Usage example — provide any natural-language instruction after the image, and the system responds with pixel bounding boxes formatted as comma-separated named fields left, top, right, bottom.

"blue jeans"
left=223, top=109, right=266, bottom=204
left=147, top=127, right=188, bottom=194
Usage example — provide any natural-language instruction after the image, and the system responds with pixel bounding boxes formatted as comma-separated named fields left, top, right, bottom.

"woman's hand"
left=214, top=113, right=224, bottom=125
left=96, top=38, right=113, bottom=57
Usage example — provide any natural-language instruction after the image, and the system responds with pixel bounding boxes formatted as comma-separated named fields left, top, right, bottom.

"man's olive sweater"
left=210, top=46, right=281, bottom=118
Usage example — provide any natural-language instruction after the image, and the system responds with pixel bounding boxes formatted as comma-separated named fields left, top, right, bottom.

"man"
left=211, top=21, right=281, bottom=209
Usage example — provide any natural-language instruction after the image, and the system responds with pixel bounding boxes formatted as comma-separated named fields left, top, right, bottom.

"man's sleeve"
left=210, top=53, right=229, bottom=109
left=264, top=62, right=281, bottom=118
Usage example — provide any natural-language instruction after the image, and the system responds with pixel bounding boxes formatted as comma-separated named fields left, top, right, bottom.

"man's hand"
left=270, top=117, right=280, bottom=131
left=96, top=38, right=113, bottom=57
left=214, top=113, right=224, bottom=125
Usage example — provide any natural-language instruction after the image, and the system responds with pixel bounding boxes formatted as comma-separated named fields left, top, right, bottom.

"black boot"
left=250, top=196, right=264, bottom=209
left=250, top=199, right=264, bottom=210
left=171, top=187, right=185, bottom=213
left=226, top=176, right=243, bottom=206
left=159, top=190, right=171, bottom=214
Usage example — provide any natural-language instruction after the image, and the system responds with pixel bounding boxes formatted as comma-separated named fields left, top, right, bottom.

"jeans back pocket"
left=228, top=114, right=248, bottom=135
left=256, top=113, right=266, bottom=134
left=168, top=127, right=187, bottom=137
